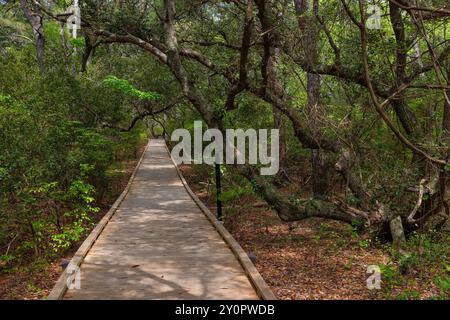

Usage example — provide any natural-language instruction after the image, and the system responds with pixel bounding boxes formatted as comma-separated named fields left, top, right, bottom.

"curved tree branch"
left=102, top=101, right=179, bottom=132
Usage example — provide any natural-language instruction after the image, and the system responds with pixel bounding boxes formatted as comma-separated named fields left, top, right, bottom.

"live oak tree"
left=6, top=0, right=450, bottom=246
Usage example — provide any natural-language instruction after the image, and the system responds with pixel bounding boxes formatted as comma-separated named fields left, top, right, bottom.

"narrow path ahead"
left=54, top=139, right=270, bottom=300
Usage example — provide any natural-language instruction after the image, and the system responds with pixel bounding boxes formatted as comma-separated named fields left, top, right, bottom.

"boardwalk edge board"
left=165, top=143, right=277, bottom=301
left=47, top=141, right=151, bottom=300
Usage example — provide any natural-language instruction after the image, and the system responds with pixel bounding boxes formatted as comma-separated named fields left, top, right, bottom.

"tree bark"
left=273, top=106, right=287, bottom=170
left=81, top=34, right=95, bottom=73
left=19, top=0, right=45, bottom=73
left=390, top=216, right=406, bottom=250
left=296, top=0, right=329, bottom=195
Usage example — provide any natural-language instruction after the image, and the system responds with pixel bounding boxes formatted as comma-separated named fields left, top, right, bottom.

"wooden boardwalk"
left=48, top=139, right=274, bottom=300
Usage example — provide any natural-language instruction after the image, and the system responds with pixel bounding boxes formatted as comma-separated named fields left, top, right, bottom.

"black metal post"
left=215, top=163, right=223, bottom=221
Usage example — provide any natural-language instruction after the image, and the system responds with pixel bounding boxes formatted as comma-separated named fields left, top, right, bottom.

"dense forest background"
left=0, top=0, right=449, bottom=299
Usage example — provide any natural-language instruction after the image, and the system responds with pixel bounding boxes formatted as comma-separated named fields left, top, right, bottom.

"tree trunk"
left=273, top=106, right=287, bottom=170
left=296, top=0, right=329, bottom=196
left=442, top=62, right=450, bottom=144
left=81, top=34, right=95, bottom=73
left=20, top=0, right=45, bottom=73
left=389, top=2, right=420, bottom=136
left=390, top=216, right=406, bottom=250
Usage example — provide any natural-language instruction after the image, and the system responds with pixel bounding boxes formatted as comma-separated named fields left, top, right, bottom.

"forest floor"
left=180, top=165, right=449, bottom=300
left=0, top=144, right=146, bottom=300
left=1, top=148, right=447, bottom=300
